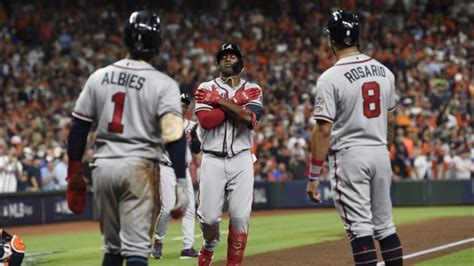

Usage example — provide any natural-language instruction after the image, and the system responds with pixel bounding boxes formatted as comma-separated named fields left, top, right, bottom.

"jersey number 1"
left=108, top=92, right=125, bottom=133
left=361, top=81, right=381, bottom=118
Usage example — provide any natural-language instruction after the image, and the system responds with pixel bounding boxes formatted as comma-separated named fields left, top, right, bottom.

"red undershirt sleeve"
left=196, top=108, right=226, bottom=129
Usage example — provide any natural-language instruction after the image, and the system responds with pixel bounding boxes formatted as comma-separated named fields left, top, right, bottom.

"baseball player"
left=152, top=93, right=200, bottom=259
left=0, top=229, right=25, bottom=266
left=307, top=10, right=403, bottom=266
left=66, top=11, right=189, bottom=266
left=194, top=43, right=263, bottom=266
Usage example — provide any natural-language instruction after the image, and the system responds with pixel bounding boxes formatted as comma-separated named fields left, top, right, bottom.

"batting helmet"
left=123, top=10, right=162, bottom=59
left=216, top=43, right=244, bottom=74
left=326, top=10, right=360, bottom=47
left=180, top=93, right=191, bottom=105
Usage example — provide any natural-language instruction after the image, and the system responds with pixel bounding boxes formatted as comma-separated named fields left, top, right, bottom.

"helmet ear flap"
left=231, top=58, right=244, bottom=74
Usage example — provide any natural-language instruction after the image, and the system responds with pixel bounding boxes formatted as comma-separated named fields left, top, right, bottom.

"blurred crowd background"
left=0, top=0, right=472, bottom=192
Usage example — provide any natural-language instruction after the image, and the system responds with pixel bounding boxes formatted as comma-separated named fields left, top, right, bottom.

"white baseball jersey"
left=313, top=53, right=396, bottom=151
left=161, top=118, right=197, bottom=166
left=194, top=78, right=263, bottom=155
left=72, top=58, right=182, bottom=159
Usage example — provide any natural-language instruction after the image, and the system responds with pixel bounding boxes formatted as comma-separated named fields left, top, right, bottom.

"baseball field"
left=9, top=206, right=473, bottom=265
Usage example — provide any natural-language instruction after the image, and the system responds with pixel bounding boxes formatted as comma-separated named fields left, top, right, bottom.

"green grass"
left=417, top=247, right=474, bottom=265
left=21, top=206, right=473, bottom=265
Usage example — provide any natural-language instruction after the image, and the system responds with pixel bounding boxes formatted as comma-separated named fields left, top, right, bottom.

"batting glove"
left=66, top=160, right=87, bottom=215
left=195, top=86, right=222, bottom=105
left=232, top=88, right=261, bottom=105
left=170, top=178, right=189, bottom=219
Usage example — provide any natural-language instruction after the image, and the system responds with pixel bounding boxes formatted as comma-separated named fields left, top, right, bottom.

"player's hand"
left=66, top=160, right=88, bottom=214
left=232, top=88, right=261, bottom=105
left=306, top=180, right=321, bottom=203
left=195, top=86, right=221, bottom=105
left=190, top=123, right=199, bottom=139
left=170, top=178, right=189, bottom=219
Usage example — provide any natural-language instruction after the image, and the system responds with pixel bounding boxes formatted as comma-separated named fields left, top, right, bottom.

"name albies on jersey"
left=72, top=58, right=182, bottom=160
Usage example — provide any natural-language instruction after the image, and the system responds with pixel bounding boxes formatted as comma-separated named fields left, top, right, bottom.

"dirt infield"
left=234, top=216, right=473, bottom=266
left=5, top=210, right=473, bottom=265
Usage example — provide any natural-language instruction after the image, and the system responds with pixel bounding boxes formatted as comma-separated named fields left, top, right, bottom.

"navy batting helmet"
left=216, top=43, right=244, bottom=74
left=180, top=93, right=191, bottom=105
left=123, top=11, right=162, bottom=58
left=326, top=10, right=360, bottom=47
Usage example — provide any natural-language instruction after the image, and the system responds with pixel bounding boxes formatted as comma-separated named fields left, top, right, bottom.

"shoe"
left=180, top=247, right=199, bottom=259
left=151, top=240, right=163, bottom=259
left=198, top=247, right=214, bottom=266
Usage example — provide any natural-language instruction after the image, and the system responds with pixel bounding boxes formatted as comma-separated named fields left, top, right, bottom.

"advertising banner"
left=253, top=181, right=272, bottom=210
left=44, top=194, right=92, bottom=223
left=281, top=181, right=334, bottom=208
left=0, top=196, right=43, bottom=226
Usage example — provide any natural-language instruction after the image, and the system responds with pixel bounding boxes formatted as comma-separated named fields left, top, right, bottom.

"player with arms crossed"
left=307, top=10, right=403, bottom=266
left=194, top=43, right=262, bottom=266
left=152, top=93, right=200, bottom=259
left=66, top=11, right=188, bottom=266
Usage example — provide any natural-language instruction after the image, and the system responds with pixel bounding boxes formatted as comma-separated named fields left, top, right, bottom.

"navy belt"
left=203, top=149, right=248, bottom=158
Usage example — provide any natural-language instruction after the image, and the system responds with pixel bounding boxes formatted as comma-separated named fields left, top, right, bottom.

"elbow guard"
left=161, top=113, right=184, bottom=144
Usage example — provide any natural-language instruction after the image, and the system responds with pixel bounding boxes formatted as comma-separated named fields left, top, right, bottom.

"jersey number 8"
left=361, top=81, right=381, bottom=118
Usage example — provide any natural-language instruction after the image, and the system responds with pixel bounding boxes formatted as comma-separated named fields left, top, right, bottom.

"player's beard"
left=219, top=63, right=235, bottom=78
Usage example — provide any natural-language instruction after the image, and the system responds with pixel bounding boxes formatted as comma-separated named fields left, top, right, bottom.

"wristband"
left=309, top=159, right=324, bottom=180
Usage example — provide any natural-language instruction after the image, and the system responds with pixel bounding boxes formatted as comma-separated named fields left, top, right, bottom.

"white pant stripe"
left=381, top=246, right=402, bottom=254
left=353, top=249, right=377, bottom=256
left=355, top=259, right=378, bottom=265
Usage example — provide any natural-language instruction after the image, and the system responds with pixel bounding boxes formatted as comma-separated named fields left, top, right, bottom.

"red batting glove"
left=195, top=86, right=222, bottom=105
left=66, top=160, right=87, bottom=214
left=232, top=88, right=261, bottom=105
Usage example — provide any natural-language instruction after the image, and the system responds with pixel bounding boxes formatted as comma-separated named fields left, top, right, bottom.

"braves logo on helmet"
left=216, top=43, right=244, bottom=75
left=180, top=93, right=191, bottom=105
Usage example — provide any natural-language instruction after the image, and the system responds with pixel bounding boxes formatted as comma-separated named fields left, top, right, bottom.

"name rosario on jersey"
left=344, top=64, right=385, bottom=83
left=101, top=71, right=146, bottom=90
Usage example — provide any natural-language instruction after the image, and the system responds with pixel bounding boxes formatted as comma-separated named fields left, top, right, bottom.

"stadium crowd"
left=0, top=0, right=472, bottom=192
